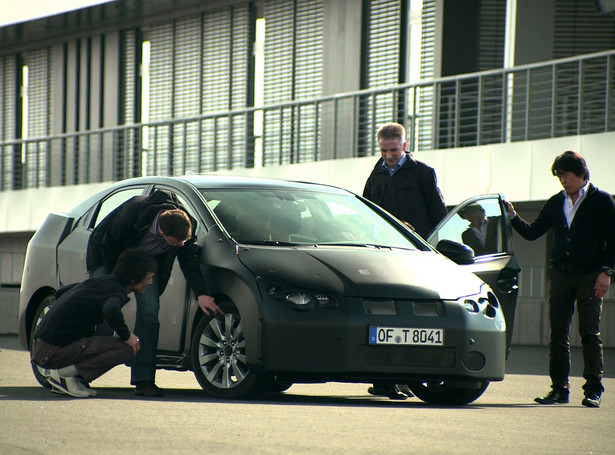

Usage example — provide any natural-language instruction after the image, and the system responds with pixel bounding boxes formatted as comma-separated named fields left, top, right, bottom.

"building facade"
left=1, top=0, right=614, bottom=344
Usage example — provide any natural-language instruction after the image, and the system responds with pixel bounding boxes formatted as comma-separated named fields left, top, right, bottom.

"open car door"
left=427, top=194, right=521, bottom=357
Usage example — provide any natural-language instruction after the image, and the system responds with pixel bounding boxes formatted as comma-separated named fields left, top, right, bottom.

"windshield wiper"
left=239, top=239, right=306, bottom=247
left=315, top=242, right=391, bottom=249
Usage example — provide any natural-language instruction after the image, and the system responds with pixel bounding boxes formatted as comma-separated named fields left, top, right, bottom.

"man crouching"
left=31, top=249, right=157, bottom=397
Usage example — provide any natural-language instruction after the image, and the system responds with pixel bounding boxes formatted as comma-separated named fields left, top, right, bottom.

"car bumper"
left=257, top=297, right=506, bottom=382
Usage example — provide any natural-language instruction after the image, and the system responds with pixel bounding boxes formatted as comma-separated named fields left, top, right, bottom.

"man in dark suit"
left=505, top=151, right=615, bottom=408
left=363, top=122, right=448, bottom=400
left=363, top=122, right=447, bottom=238
left=459, top=204, right=500, bottom=256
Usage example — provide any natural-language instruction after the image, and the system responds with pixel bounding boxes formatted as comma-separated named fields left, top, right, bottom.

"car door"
left=427, top=194, right=520, bottom=356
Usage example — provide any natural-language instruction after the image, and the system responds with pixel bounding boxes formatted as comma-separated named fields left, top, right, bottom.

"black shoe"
left=135, top=381, right=165, bottom=397
left=534, top=389, right=569, bottom=404
left=582, top=393, right=601, bottom=408
left=397, top=384, right=415, bottom=398
left=367, top=384, right=408, bottom=400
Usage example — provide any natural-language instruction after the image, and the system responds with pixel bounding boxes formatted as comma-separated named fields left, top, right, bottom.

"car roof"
left=179, top=175, right=349, bottom=193
left=66, top=175, right=353, bottom=217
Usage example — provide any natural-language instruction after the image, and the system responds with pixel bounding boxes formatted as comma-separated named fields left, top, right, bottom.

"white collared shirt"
left=381, top=153, right=408, bottom=176
left=563, top=181, right=590, bottom=227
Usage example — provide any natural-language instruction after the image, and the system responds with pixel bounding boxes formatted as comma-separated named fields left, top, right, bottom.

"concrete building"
left=1, top=0, right=614, bottom=345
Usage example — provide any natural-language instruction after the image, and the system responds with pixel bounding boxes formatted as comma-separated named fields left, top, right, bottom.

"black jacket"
left=34, top=274, right=131, bottom=346
left=461, top=216, right=500, bottom=256
left=363, top=154, right=447, bottom=238
left=86, top=189, right=208, bottom=296
left=511, top=183, right=615, bottom=273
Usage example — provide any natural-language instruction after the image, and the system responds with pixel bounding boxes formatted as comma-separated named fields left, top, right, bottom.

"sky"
left=0, top=0, right=113, bottom=27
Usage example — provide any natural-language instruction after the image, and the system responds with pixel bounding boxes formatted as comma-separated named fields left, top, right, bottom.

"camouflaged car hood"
left=237, top=246, right=485, bottom=300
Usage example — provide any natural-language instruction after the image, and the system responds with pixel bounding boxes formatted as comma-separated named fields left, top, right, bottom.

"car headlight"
left=264, top=282, right=338, bottom=311
left=459, top=286, right=500, bottom=319
left=286, top=292, right=312, bottom=309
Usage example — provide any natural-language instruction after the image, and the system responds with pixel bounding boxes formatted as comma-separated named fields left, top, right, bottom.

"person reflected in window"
left=459, top=204, right=499, bottom=256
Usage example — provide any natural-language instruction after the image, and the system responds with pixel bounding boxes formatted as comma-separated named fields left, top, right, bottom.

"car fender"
left=18, top=213, right=74, bottom=350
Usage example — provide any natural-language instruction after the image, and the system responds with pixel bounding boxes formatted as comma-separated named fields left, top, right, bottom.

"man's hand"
left=503, top=200, right=516, bottom=218
left=402, top=220, right=415, bottom=231
left=198, top=295, right=224, bottom=316
left=125, top=333, right=141, bottom=356
left=595, top=272, right=611, bottom=298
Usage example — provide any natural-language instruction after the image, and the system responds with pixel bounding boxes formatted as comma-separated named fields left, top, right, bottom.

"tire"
left=407, top=380, right=489, bottom=405
left=190, top=311, right=268, bottom=399
left=29, top=295, right=56, bottom=389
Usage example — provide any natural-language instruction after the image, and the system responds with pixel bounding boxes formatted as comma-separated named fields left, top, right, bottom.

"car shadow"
left=0, top=385, right=540, bottom=409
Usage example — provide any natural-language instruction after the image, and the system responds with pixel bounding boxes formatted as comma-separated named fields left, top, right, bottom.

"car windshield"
left=200, top=188, right=421, bottom=250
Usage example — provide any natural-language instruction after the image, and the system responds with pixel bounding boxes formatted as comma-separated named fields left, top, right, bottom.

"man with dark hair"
left=363, top=122, right=448, bottom=400
left=32, top=249, right=157, bottom=398
left=87, top=189, right=223, bottom=397
left=459, top=204, right=500, bottom=256
left=505, top=151, right=615, bottom=408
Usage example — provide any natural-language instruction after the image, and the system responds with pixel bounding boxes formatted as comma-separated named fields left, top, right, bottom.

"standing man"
left=363, top=122, right=448, bottom=400
left=505, top=151, right=615, bottom=408
left=32, top=249, right=157, bottom=397
left=87, top=189, right=223, bottom=397
left=363, top=122, right=447, bottom=238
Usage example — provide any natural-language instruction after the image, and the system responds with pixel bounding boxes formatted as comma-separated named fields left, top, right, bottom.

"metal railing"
left=1, top=50, right=613, bottom=191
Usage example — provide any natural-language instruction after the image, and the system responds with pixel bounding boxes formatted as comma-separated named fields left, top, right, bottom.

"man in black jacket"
left=363, top=122, right=447, bottom=238
left=32, top=249, right=157, bottom=397
left=363, top=122, right=447, bottom=400
left=505, top=151, right=615, bottom=408
left=87, top=189, right=223, bottom=397
left=459, top=204, right=500, bottom=256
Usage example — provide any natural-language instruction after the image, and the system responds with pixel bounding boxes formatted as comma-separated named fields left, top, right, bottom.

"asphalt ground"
left=1, top=335, right=615, bottom=455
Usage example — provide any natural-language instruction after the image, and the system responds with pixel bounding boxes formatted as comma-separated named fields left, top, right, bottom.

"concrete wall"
left=0, top=289, right=19, bottom=334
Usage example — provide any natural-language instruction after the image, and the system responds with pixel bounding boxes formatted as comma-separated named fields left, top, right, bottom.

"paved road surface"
left=1, top=335, right=614, bottom=455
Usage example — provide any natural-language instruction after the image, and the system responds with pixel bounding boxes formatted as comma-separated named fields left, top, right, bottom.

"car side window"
left=92, top=188, right=146, bottom=228
left=431, top=197, right=505, bottom=257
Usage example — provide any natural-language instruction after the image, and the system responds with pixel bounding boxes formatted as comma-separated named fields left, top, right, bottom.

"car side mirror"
left=435, top=239, right=475, bottom=265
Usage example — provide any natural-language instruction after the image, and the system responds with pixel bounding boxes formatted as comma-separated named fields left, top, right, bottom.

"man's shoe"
left=135, top=381, right=165, bottom=397
left=582, top=393, right=601, bottom=408
left=534, top=389, right=569, bottom=405
left=367, top=384, right=408, bottom=400
left=397, top=384, right=415, bottom=398
left=77, top=377, right=97, bottom=397
left=48, top=370, right=93, bottom=398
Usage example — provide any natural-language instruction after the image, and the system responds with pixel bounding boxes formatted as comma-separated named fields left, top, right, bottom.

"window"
left=93, top=187, right=146, bottom=228
left=430, top=197, right=505, bottom=257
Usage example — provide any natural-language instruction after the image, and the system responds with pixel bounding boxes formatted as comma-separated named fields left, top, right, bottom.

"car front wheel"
left=190, top=311, right=268, bottom=399
left=407, top=380, right=489, bottom=405
left=29, top=295, right=55, bottom=388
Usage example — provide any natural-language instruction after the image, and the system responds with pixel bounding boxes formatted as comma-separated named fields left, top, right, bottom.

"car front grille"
left=357, top=345, right=455, bottom=368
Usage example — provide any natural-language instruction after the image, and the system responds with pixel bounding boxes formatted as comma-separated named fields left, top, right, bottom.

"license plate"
left=368, top=326, right=444, bottom=346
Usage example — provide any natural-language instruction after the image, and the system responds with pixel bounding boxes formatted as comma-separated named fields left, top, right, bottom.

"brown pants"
left=32, top=336, right=133, bottom=383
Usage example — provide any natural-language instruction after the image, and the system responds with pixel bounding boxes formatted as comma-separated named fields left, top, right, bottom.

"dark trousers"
left=548, top=268, right=604, bottom=394
left=91, top=265, right=161, bottom=385
left=130, top=274, right=161, bottom=384
left=32, top=336, right=133, bottom=383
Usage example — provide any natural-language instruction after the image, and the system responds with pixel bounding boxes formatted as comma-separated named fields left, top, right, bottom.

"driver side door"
left=427, top=194, right=521, bottom=356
